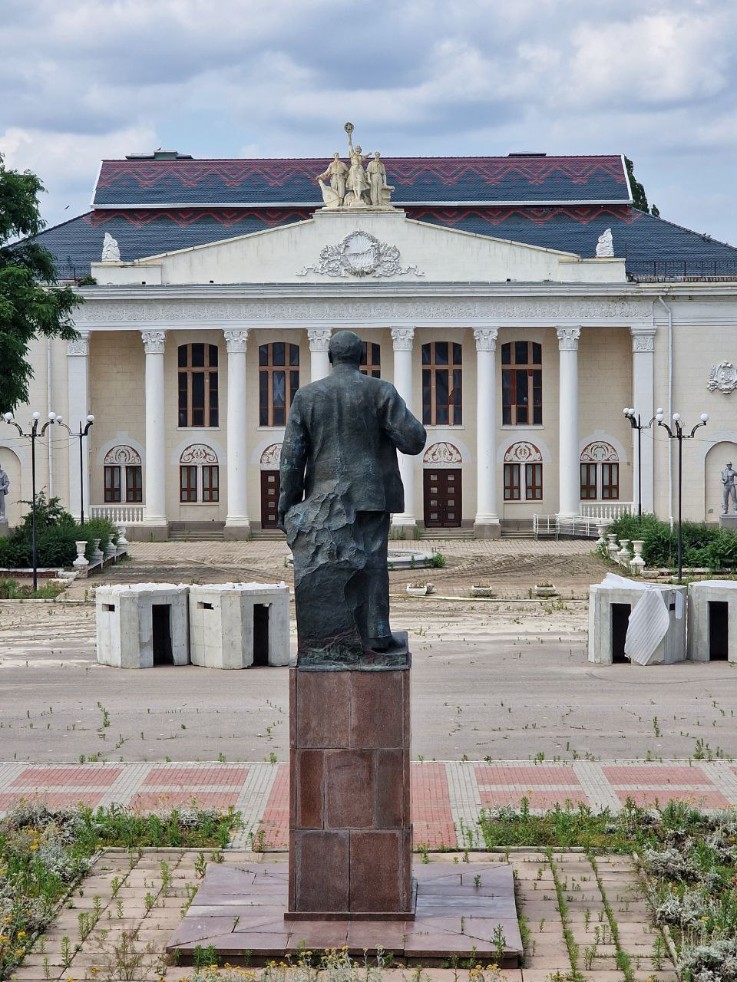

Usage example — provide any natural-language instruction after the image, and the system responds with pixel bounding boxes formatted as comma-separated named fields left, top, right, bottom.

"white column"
left=308, top=329, right=332, bottom=381
left=391, top=327, right=417, bottom=529
left=557, top=326, right=581, bottom=518
left=66, top=332, right=90, bottom=522
left=473, top=328, right=500, bottom=536
left=631, top=326, right=656, bottom=513
left=224, top=329, right=250, bottom=537
left=141, top=330, right=168, bottom=532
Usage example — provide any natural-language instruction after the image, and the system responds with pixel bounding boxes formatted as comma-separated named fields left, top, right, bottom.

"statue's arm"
left=380, top=385, right=426, bottom=456
left=278, top=402, right=309, bottom=528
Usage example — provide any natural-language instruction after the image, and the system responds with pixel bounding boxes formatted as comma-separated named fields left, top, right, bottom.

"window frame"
left=104, top=466, right=121, bottom=503
left=360, top=341, right=381, bottom=378
left=202, top=465, right=220, bottom=503
left=259, top=342, right=300, bottom=427
left=501, top=341, right=543, bottom=426
left=179, top=465, right=198, bottom=503
left=580, top=462, right=598, bottom=500
left=421, top=341, right=463, bottom=426
left=178, top=343, right=219, bottom=428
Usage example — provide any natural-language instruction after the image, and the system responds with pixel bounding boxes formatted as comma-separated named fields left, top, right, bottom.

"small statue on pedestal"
left=0, top=465, right=9, bottom=522
left=721, top=462, right=737, bottom=514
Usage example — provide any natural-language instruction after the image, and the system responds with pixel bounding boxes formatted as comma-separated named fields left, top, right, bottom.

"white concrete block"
left=188, top=582, right=290, bottom=669
left=588, top=580, right=687, bottom=665
left=96, top=583, right=189, bottom=668
left=687, top=580, right=737, bottom=662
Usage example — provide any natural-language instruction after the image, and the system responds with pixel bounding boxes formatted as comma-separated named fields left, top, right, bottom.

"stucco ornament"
left=423, top=442, right=463, bottom=466
left=298, top=231, right=424, bottom=278
left=101, top=232, right=121, bottom=262
left=707, top=361, right=737, bottom=393
left=595, top=228, right=614, bottom=258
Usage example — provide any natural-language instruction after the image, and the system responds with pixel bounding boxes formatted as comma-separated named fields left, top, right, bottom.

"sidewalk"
left=2, top=758, right=736, bottom=848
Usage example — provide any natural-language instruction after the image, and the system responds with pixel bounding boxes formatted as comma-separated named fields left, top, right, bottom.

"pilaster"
left=224, top=329, right=250, bottom=538
left=557, top=326, right=581, bottom=518
left=141, top=330, right=168, bottom=537
left=390, top=328, right=417, bottom=531
left=308, top=329, right=332, bottom=381
left=473, top=328, right=500, bottom=536
left=66, top=332, right=90, bottom=522
left=631, top=326, right=656, bottom=513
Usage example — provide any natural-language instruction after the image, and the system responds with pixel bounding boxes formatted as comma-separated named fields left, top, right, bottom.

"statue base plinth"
left=720, top=514, right=737, bottom=530
left=0, top=519, right=9, bottom=538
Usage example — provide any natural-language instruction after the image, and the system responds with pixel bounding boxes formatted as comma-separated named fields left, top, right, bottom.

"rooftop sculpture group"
left=317, top=122, right=394, bottom=209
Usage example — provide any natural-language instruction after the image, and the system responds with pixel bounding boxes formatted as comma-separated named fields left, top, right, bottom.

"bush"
left=609, top=513, right=737, bottom=570
left=0, top=492, right=115, bottom=569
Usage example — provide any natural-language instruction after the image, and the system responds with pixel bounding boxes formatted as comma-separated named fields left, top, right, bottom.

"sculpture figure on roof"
left=367, top=152, right=393, bottom=207
left=595, top=228, right=614, bottom=258
left=101, top=232, right=121, bottom=262
left=317, top=152, right=349, bottom=208
left=316, top=124, right=394, bottom=210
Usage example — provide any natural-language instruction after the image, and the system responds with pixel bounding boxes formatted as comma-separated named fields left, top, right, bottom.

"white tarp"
left=601, top=574, right=671, bottom=665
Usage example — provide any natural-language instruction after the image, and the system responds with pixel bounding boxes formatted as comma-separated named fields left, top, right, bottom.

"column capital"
left=307, top=329, right=332, bottom=352
left=224, top=328, right=249, bottom=353
left=556, top=326, right=581, bottom=351
left=630, top=325, right=656, bottom=352
left=391, top=327, right=415, bottom=351
left=141, top=330, right=166, bottom=354
left=473, top=327, right=498, bottom=352
left=67, top=332, right=90, bottom=357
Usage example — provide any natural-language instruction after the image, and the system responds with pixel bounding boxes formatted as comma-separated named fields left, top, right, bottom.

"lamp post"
left=2, top=411, right=58, bottom=591
left=623, top=408, right=657, bottom=517
left=654, top=408, right=709, bottom=582
left=55, top=415, right=95, bottom=524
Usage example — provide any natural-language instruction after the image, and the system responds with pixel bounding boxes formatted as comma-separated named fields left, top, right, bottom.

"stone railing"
left=580, top=502, right=634, bottom=521
left=90, top=504, right=144, bottom=524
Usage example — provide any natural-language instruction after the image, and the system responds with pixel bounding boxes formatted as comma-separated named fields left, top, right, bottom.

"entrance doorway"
left=261, top=471, right=280, bottom=528
left=611, top=603, right=630, bottom=663
left=709, top=601, right=729, bottom=660
left=253, top=604, right=270, bottom=666
left=152, top=604, right=173, bottom=665
left=423, top=469, right=462, bottom=528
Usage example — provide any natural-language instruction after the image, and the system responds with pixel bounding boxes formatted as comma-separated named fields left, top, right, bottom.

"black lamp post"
left=55, top=415, right=95, bottom=524
left=623, top=408, right=657, bottom=517
left=654, top=408, right=709, bottom=582
left=2, top=411, right=58, bottom=591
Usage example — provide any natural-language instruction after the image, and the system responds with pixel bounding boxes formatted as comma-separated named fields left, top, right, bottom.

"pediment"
left=91, top=208, right=626, bottom=286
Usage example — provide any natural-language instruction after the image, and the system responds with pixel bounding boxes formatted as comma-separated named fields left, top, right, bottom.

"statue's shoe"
left=367, top=633, right=404, bottom=652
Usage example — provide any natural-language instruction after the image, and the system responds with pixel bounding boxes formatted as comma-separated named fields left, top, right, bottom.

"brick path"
left=2, top=758, right=736, bottom=848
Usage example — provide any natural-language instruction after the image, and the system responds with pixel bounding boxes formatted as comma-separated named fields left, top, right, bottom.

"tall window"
left=502, top=341, right=542, bottom=425
left=503, top=442, right=543, bottom=501
left=103, top=446, right=142, bottom=503
left=579, top=441, right=619, bottom=500
left=178, top=343, right=219, bottom=427
left=422, top=341, right=462, bottom=425
left=259, top=342, right=300, bottom=426
left=179, top=445, right=219, bottom=503
left=360, top=341, right=381, bottom=378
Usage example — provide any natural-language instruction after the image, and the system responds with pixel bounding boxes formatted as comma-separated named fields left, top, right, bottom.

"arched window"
left=178, top=343, right=219, bottom=427
left=580, top=441, right=619, bottom=500
left=104, top=446, right=142, bottom=503
left=179, top=445, right=219, bottom=503
left=259, top=342, right=300, bottom=426
left=422, top=341, right=462, bottom=425
left=360, top=341, right=381, bottom=378
left=504, top=442, right=543, bottom=501
left=502, top=341, right=542, bottom=425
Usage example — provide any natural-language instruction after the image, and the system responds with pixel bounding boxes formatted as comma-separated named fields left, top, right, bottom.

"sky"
left=1, top=0, right=736, bottom=244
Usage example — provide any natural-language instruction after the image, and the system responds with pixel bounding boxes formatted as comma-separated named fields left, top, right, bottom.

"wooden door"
left=423, top=468, right=462, bottom=527
left=260, top=470, right=281, bottom=528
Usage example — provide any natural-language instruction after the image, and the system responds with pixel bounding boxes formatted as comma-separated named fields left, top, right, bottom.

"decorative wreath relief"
left=707, top=361, right=737, bottom=393
left=298, top=231, right=425, bottom=278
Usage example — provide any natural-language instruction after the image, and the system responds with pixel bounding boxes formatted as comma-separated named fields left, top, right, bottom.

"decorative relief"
left=259, top=443, right=282, bottom=468
left=223, top=328, right=248, bottom=353
left=141, top=330, right=166, bottom=354
left=631, top=328, right=655, bottom=352
left=391, top=327, right=415, bottom=351
left=423, top=442, right=463, bottom=466
left=504, top=441, right=542, bottom=463
left=180, top=444, right=218, bottom=464
left=307, top=329, right=332, bottom=351
left=708, top=362, right=737, bottom=393
left=297, top=231, right=424, bottom=279
left=103, top=445, right=142, bottom=465
left=473, top=327, right=498, bottom=351
left=580, top=441, right=618, bottom=463
left=556, top=326, right=581, bottom=350
left=74, top=297, right=651, bottom=325
left=67, top=332, right=90, bottom=356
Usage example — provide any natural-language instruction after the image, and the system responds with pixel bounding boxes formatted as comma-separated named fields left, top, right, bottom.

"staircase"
left=168, top=522, right=225, bottom=542
left=421, top=527, right=475, bottom=540
left=500, top=520, right=535, bottom=539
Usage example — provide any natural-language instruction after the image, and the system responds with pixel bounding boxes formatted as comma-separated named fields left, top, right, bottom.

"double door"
left=423, top=469, right=462, bottom=528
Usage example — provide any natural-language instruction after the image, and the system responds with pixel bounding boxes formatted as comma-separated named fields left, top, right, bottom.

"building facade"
left=3, top=150, right=737, bottom=537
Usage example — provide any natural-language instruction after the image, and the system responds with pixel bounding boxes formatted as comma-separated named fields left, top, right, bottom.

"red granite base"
left=289, top=657, right=412, bottom=916
left=166, top=860, right=523, bottom=966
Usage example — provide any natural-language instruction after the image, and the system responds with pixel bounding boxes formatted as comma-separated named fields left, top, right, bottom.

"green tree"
left=624, top=155, right=659, bottom=217
left=0, top=154, right=81, bottom=412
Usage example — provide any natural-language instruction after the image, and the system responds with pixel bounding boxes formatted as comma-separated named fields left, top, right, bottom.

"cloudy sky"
left=1, top=0, right=736, bottom=243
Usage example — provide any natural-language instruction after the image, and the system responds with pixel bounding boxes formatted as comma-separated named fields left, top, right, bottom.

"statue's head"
left=334, top=152, right=340, bottom=159
left=374, top=151, right=381, bottom=158
left=355, top=145, right=362, bottom=154
left=728, top=462, right=733, bottom=468
left=329, top=331, right=363, bottom=367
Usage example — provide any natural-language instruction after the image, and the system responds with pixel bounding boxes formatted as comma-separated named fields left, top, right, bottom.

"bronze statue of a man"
left=278, top=330, right=426, bottom=663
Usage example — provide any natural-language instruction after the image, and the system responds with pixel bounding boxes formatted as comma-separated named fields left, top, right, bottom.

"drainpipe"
left=657, top=295, right=674, bottom=528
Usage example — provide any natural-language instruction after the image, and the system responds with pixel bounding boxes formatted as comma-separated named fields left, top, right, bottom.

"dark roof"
left=34, top=203, right=737, bottom=282
left=92, top=155, right=631, bottom=208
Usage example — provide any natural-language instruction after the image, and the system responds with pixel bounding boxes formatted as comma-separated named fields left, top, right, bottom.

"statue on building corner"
left=721, top=462, right=737, bottom=514
left=595, top=228, right=614, bottom=258
left=0, top=465, right=9, bottom=522
left=101, top=232, right=121, bottom=262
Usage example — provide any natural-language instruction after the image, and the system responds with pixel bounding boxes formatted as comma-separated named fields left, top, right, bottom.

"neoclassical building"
left=3, top=148, right=737, bottom=538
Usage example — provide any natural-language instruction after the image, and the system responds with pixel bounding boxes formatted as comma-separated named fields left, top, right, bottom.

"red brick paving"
left=480, top=790, right=590, bottom=810
left=129, top=791, right=240, bottom=810
left=11, top=766, right=123, bottom=787
left=475, top=765, right=581, bottom=786
left=0, top=791, right=106, bottom=810
left=615, top=789, right=731, bottom=808
left=142, top=766, right=248, bottom=787
left=260, top=763, right=289, bottom=849
left=411, top=762, right=455, bottom=848
left=604, top=765, right=711, bottom=786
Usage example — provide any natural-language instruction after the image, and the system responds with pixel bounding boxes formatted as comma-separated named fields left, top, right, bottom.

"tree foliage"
left=0, top=154, right=81, bottom=413
left=624, top=155, right=659, bottom=218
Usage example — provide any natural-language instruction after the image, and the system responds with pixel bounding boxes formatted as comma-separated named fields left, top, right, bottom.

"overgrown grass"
left=0, top=802, right=240, bottom=980
left=0, top=577, right=65, bottom=600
